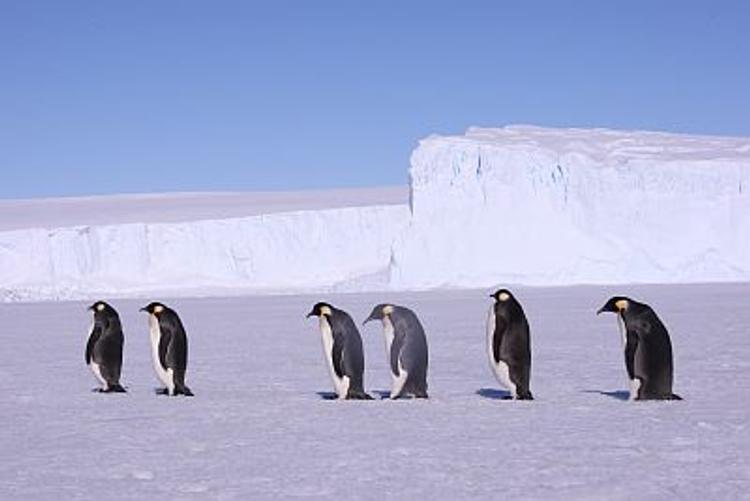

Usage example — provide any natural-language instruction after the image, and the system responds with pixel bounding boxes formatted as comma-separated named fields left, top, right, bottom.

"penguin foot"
left=669, top=393, right=683, bottom=401
left=517, top=391, right=533, bottom=400
left=155, top=388, right=169, bottom=395
left=346, top=390, right=374, bottom=400
left=175, top=386, right=194, bottom=397
left=96, top=386, right=126, bottom=394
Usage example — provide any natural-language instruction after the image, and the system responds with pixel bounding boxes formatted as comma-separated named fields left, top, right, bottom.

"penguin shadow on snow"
left=583, top=389, right=630, bottom=401
left=372, top=390, right=392, bottom=400
left=476, top=388, right=513, bottom=400
left=316, top=391, right=338, bottom=400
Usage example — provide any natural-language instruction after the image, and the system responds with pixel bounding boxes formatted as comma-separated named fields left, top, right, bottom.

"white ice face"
left=3, top=127, right=748, bottom=302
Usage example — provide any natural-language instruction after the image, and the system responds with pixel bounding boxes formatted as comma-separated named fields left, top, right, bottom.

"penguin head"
left=306, top=302, right=334, bottom=318
left=140, top=302, right=167, bottom=315
left=363, top=304, right=394, bottom=325
left=88, top=301, right=116, bottom=317
left=490, top=289, right=515, bottom=304
left=597, top=296, right=631, bottom=315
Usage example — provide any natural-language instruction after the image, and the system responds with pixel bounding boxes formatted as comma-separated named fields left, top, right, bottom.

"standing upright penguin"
left=487, top=289, right=533, bottom=400
left=140, top=302, right=194, bottom=397
left=306, top=302, right=372, bottom=400
left=85, top=301, right=127, bottom=393
left=597, top=296, right=681, bottom=401
left=364, top=304, right=429, bottom=399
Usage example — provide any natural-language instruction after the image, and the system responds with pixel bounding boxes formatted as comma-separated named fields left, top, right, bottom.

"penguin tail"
left=669, top=393, right=682, bottom=401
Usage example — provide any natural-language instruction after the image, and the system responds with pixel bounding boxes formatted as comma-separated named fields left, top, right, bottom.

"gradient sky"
left=1, top=1, right=748, bottom=199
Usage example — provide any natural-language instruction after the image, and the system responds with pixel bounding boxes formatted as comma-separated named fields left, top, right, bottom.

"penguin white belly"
left=616, top=315, right=627, bottom=349
left=390, top=360, right=408, bottom=399
left=149, top=316, right=174, bottom=393
left=381, top=317, right=409, bottom=398
left=629, top=378, right=641, bottom=401
left=89, top=361, right=107, bottom=389
left=487, top=306, right=517, bottom=398
left=87, top=323, right=107, bottom=389
left=319, top=317, right=350, bottom=399
left=382, top=316, right=396, bottom=384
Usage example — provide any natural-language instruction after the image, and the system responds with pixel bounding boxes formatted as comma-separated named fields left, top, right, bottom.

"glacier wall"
left=0, top=205, right=409, bottom=301
left=391, top=125, right=750, bottom=288
left=2, top=125, right=749, bottom=302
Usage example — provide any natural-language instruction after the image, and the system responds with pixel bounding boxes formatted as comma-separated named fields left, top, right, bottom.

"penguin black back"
left=487, top=289, right=533, bottom=400
left=141, top=302, right=193, bottom=397
left=86, top=301, right=126, bottom=393
left=598, top=296, right=681, bottom=401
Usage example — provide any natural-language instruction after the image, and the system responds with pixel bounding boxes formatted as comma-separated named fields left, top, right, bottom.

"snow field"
left=1, top=283, right=748, bottom=499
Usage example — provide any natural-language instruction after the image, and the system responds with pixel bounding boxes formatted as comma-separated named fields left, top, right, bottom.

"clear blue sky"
left=1, top=1, right=748, bottom=199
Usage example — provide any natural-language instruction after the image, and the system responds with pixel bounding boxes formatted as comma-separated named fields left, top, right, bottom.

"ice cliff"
left=391, top=125, right=750, bottom=288
left=2, top=125, right=749, bottom=301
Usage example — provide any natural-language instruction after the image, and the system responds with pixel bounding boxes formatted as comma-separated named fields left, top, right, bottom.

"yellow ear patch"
left=96, top=303, right=105, bottom=312
left=615, top=299, right=629, bottom=311
left=153, top=305, right=164, bottom=314
left=320, top=306, right=332, bottom=316
left=498, top=292, right=510, bottom=302
left=383, top=305, right=394, bottom=315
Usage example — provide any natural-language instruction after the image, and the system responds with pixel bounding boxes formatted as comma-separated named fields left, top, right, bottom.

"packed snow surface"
left=0, top=187, right=408, bottom=231
left=1, top=284, right=748, bottom=499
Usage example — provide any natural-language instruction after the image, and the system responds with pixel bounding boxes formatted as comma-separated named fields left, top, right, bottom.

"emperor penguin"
left=306, top=302, right=372, bottom=400
left=85, top=301, right=127, bottom=393
left=597, top=296, right=681, bottom=401
left=487, top=289, right=533, bottom=400
left=364, top=304, right=428, bottom=399
left=140, top=302, right=194, bottom=397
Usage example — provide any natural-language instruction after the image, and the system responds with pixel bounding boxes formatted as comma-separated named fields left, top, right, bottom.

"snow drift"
left=1, top=125, right=749, bottom=301
left=391, top=125, right=750, bottom=288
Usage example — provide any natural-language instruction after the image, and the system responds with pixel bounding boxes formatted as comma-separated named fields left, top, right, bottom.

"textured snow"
left=1, top=283, right=748, bottom=499
left=392, top=125, right=750, bottom=288
left=0, top=187, right=408, bottom=231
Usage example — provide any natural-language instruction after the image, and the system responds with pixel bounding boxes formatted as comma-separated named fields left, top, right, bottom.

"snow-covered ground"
left=0, top=187, right=408, bottom=231
left=2, top=283, right=748, bottom=499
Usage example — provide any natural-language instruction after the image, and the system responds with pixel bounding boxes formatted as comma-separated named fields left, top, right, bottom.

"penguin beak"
left=139, top=306, right=148, bottom=313
left=362, top=313, right=377, bottom=326
left=596, top=307, right=605, bottom=315
left=306, top=311, right=315, bottom=318
left=87, top=304, right=95, bottom=311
